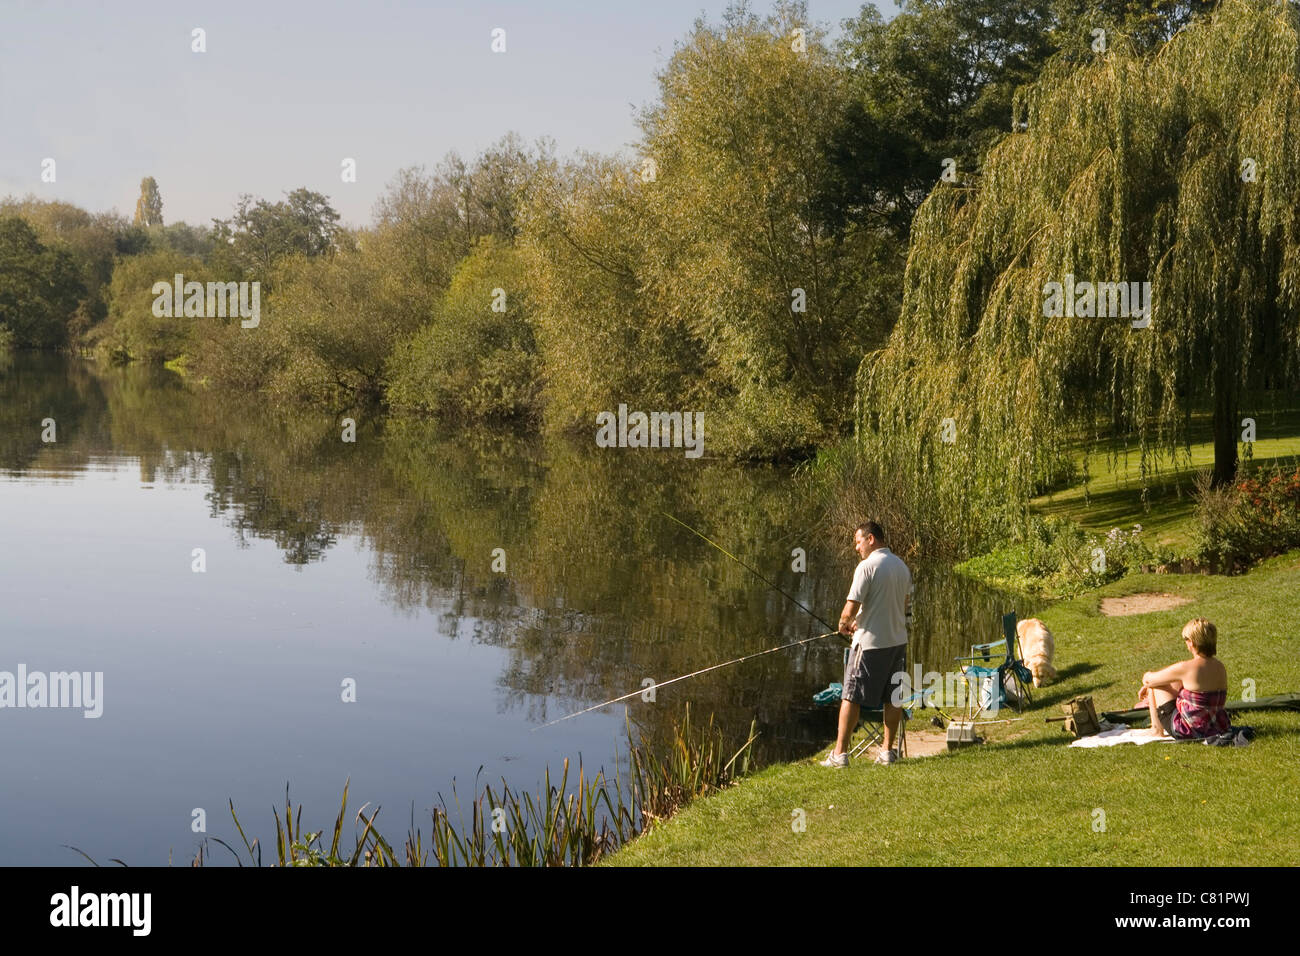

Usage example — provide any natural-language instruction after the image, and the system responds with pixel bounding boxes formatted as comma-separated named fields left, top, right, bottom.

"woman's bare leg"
left=1148, top=686, right=1177, bottom=737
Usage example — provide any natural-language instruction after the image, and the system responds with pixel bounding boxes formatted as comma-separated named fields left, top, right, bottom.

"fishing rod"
left=533, top=514, right=842, bottom=729
left=534, top=631, right=837, bottom=729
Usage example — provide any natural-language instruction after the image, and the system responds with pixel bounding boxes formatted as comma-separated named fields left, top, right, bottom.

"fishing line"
left=660, top=512, right=839, bottom=633
left=533, top=514, right=844, bottom=729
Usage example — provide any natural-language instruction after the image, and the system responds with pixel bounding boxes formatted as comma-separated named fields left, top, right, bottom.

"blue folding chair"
left=953, top=611, right=1034, bottom=719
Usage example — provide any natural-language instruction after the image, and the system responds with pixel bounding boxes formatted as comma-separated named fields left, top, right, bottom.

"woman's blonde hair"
left=1182, top=618, right=1217, bottom=656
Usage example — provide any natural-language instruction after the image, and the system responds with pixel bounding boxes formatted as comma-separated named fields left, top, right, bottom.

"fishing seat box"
left=946, top=720, right=980, bottom=749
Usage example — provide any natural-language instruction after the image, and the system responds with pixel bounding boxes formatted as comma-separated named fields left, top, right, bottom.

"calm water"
left=0, top=354, right=1028, bottom=865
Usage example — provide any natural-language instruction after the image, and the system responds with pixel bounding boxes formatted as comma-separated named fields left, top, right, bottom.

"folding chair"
left=953, top=611, right=1034, bottom=720
left=850, top=695, right=917, bottom=759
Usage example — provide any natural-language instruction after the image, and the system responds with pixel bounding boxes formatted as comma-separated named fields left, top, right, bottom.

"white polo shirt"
left=847, top=547, right=912, bottom=650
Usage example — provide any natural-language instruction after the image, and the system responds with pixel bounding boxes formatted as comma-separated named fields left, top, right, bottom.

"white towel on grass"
left=1070, top=724, right=1176, bottom=748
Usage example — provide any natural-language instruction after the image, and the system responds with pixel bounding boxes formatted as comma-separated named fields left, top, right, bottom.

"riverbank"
left=606, top=551, right=1300, bottom=865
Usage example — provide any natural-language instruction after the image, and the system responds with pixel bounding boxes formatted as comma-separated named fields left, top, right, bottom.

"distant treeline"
left=0, top=1, right=1213, bottom=457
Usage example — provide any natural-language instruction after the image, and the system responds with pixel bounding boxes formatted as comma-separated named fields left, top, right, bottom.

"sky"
left=0, top=0, right=895, bottom=228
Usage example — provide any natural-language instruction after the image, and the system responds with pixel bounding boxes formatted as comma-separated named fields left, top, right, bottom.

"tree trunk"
left=1211, top=362, right=1238, bottom=488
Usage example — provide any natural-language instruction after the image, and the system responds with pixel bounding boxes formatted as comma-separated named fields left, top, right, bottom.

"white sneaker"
left=873, top=749, right=899, bottom=765
left=819, top=750, right=848, bottom=768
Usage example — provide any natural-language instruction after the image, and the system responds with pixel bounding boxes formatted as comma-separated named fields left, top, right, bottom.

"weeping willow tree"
left=855, top=0, right=1300, bottom=550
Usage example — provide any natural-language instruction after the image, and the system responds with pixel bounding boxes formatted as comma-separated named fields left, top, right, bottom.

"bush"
left=386, top=237, right=540, bottom=423
left=92, top=250, right=211, bottom=363
left=188, top=225, right=437, bottom=404
left=956, top=515, right=1167, bottom=597
left=1194, top=463, right=1300, bottom=570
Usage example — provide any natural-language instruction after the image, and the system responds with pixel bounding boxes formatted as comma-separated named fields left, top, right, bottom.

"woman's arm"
left=1142, top=661, right=1187, bottom=689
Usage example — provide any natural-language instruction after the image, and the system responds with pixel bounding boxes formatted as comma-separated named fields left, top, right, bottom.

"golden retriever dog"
left=1016, top=618, right=1057, bottom=687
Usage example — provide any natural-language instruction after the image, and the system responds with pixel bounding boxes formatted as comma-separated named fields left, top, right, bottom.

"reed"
left=197, top=705, right=757, bottom=867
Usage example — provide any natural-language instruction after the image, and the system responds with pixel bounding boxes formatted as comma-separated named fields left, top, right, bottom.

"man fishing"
left=820, top=521, right=913, bottom=767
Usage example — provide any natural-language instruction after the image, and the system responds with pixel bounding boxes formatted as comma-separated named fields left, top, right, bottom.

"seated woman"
left=1136, top=618, right=1230, bottom=740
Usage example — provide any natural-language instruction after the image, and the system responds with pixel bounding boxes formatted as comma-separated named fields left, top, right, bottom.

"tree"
left=0, top=197, right=135, bottom=335
left=825, top=1, right=1054, bottom=238
left=518, top=152, right=687, bottom=430
left=210, top=188, right=344, bottom=280
left=1049, top=1, right=1220, bottom=56
left=0, top=217, right=83, bottom=348
left=149, top=221, right=215, bottom=259
left=373, top=134, right=544, bottom=295
left=134, top=177, right=163, bottom=227
left=632, top=0, right=887, bottom=453
left=856, top=0, right=1300, bottom=553
left=220, top=222, right=433, bottom=403
left=823, top=2, right=1222, bottom=240
left=95, top=249, right=208, bottom=362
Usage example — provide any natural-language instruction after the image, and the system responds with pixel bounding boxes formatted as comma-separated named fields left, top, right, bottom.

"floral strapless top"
left=1173, top=688, right=1230, bottom=739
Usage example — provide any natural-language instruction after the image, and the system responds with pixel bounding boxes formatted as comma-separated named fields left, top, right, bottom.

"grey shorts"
left=843, top=643, right=907, bottom=708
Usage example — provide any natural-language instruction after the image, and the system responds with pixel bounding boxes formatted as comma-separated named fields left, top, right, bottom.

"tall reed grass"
left=197, top=705, right=757, bottom=867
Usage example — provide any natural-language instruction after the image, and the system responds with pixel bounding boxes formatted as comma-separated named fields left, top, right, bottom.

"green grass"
left=606, top=551, right=1300, bottom=866
left=1031, top=407, right=1300, bottom=551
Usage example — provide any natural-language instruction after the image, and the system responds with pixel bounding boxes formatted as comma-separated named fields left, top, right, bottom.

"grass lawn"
left=607, top=551, right=1300, bottom=866
left=1032, top=406, right=1300, bottom=552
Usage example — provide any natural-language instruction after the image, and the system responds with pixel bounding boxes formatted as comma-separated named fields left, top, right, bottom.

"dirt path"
left=1100, top=592, right=1192, bottom=616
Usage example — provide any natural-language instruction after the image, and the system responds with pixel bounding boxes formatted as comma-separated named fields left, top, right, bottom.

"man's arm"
left=842, top=560, right=870, bottom=636
left=839, top=599, right=859, bottom=636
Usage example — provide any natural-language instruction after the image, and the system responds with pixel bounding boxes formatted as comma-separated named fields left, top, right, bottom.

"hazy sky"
left=0, top=0, right=894, bottom=228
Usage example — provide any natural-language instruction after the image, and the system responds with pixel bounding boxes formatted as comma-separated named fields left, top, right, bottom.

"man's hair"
left=1182, top=618, right=1217, bottom=656
left=855, top=521, right=885, bottom=544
